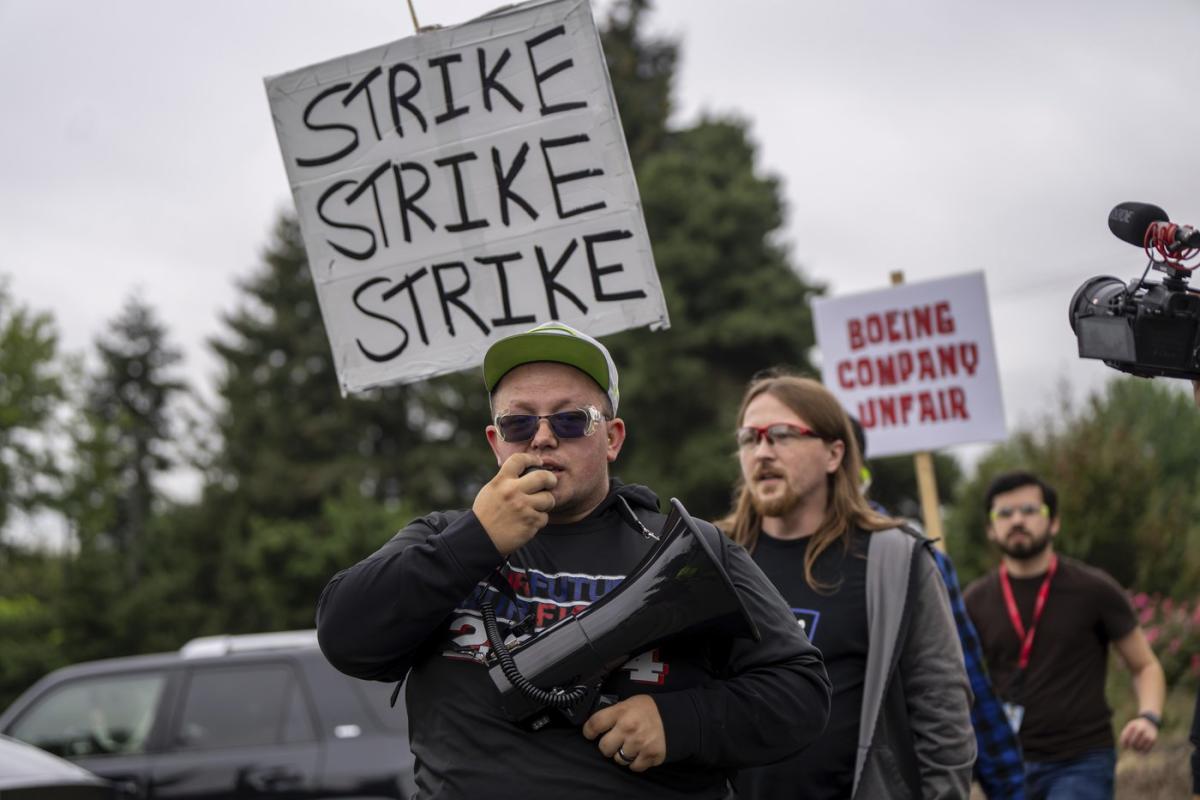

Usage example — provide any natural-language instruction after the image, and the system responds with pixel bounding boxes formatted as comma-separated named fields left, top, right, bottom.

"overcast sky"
left=4, top=0, right=1200, bottom=490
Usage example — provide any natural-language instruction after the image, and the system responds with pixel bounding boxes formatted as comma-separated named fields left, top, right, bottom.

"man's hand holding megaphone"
left=584, top=695, right=667, bottom=772
left=472, top=452, right=669, bottom=770
left=473, top=453, right=558, bottom=556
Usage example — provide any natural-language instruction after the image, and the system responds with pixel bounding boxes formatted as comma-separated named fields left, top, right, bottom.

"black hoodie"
left=317, top=481, right=830, bottom=799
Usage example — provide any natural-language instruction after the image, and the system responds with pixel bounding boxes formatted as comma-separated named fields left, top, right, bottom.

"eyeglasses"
left=494, top=406, right=607, bottom=442
left=736, top=423, right=821, bottom=448
left=989, top=503, right=1050, bottom=522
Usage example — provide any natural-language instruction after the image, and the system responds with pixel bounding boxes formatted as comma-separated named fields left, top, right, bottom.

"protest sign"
left=812, top=272, right=1006, bottom=457
left=265, top=0, right=668, bottom=393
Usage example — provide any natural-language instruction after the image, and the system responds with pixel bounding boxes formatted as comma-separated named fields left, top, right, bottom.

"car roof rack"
left=180, top=630, right=319, bottom=659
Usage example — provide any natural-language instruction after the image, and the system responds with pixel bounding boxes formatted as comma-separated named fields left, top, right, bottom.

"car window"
left=351, top=677, right=408, bottom=734
left=9, top=673, right=166, bottom=758
left=173, top=664, right=310, bottom=750
left=281, top=677, right=316, bottom=743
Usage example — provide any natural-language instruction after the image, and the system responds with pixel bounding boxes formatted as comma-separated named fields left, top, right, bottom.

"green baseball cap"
left=483, top=322, right=620, bottom=414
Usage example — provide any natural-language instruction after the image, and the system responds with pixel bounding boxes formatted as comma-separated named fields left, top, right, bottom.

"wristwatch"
left=1137, top=711, right=1162, bottom=728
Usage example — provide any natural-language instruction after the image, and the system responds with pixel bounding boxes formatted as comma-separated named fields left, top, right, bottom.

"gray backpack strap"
left=853, top=527, right=919, bottom=794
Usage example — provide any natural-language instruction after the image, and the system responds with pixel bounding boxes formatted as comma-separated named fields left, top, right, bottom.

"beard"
left=749, top=482, right=801, bottom=518
left=997, top=526, right=1052, bottom=560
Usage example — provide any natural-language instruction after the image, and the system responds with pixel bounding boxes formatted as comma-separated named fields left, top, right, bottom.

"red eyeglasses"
left=735, top=423, right=821, bottom=448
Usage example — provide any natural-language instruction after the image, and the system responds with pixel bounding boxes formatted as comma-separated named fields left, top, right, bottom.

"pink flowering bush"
left=1129, top=591, right=1200, bottom=689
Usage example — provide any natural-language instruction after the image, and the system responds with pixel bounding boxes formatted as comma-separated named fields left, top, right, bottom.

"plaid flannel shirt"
left=932, top=548, right=1026, bottom=799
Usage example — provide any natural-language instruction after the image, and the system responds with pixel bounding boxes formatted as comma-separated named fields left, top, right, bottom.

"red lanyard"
left=999, top=555, right=1058, bottom=671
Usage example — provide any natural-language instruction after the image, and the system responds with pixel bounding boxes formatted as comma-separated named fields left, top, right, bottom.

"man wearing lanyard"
left=964, top=470, right=1165, bottom=799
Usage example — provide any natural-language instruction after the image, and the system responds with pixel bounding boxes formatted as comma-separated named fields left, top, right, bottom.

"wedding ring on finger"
left=615, top=746, right=634, bottom=766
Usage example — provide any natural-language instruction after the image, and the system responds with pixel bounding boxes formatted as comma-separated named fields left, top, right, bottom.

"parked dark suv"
left=0, top=631, right=415, bottom=799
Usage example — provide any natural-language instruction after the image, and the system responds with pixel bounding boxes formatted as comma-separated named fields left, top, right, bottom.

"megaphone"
left=485, top=498, right=760, bottom=729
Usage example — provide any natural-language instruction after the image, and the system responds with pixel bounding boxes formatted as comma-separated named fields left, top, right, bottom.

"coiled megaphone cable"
left=480, top=599, right=588, bottom=708
left=479, top=499, right=661, bottom=710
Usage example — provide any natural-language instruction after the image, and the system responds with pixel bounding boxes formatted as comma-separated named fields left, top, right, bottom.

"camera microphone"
left=1074, top=200, right=1200, bottom=382
left=1108, top=202, right=1168, bottom=246
left=1109, top=201, right=1200, bottom=250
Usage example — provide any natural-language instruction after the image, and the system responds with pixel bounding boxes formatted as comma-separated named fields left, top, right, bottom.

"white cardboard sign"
left=265, top=0, right=668, bottom=393
left=812, top=272, right=1006, bottom=457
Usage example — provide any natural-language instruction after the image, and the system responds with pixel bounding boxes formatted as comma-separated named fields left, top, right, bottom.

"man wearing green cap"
left=316, top=322, right=831, bottom=800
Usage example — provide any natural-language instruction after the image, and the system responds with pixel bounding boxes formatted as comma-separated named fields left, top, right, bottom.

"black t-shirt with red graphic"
left=316, top=482, right=831, bottom=800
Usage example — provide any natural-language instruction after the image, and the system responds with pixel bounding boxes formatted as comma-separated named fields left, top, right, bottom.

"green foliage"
left=87, top=296, right=184, bottom=564
left=234, top=485, right=418, bottom=632
left=0, top=280, right=67, bottom=706
left=50, top=296, right=187, bottom=664
left=117, top=500, right=240, bottom=651
left=208, top=217, right=492, bottom=518
left=196, top=215, right=494, bottom=633
left=209, top=215, right=377, bottom=520
left=600, top=0, right=675, bottom=168
left=0, top=551, right=66, bottom=708
left=948, top=377, right=1200, bottom=593
left=0, top=595, right=63, bottom=709
left=0, top=277, right=63, bottom=533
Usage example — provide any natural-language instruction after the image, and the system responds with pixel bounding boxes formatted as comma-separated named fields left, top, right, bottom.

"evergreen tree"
left=88, top=296, right=183, bottom=579
left=600, top=0, right=675, bottom=169
left=208, top=217, right=491, bottom=520
left=0, top=277, right=63, bottom=536
left=601, top=3, right=825, bottom=519
left=199, top=217, right=492, bottom=633
left=0, top=278, right=66, bottom=703
left=56, top=295, right=185, bottom=660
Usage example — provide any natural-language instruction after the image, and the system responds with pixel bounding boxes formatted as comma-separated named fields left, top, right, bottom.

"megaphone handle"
left=554, top=685, right=612, bottom=727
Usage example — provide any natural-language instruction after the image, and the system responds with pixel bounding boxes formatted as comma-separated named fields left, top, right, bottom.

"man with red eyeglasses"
left=315, top=322, right=831, bottom=800
left=718, top=372, right=975, bottom=800
left=964, top=470, right=1165, bottom=800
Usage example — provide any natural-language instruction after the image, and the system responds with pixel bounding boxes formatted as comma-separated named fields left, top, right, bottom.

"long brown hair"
left=717, top=374, right=899, bottom=591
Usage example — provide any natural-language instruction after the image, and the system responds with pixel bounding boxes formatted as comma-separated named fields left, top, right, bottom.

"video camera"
left=1069, top=202, right=1200, bottom=380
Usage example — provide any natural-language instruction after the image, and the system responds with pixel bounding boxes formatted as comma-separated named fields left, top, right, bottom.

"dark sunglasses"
left=736, top=422, right=821, bottom=448
left=494, top=406, right=606, bottom=442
